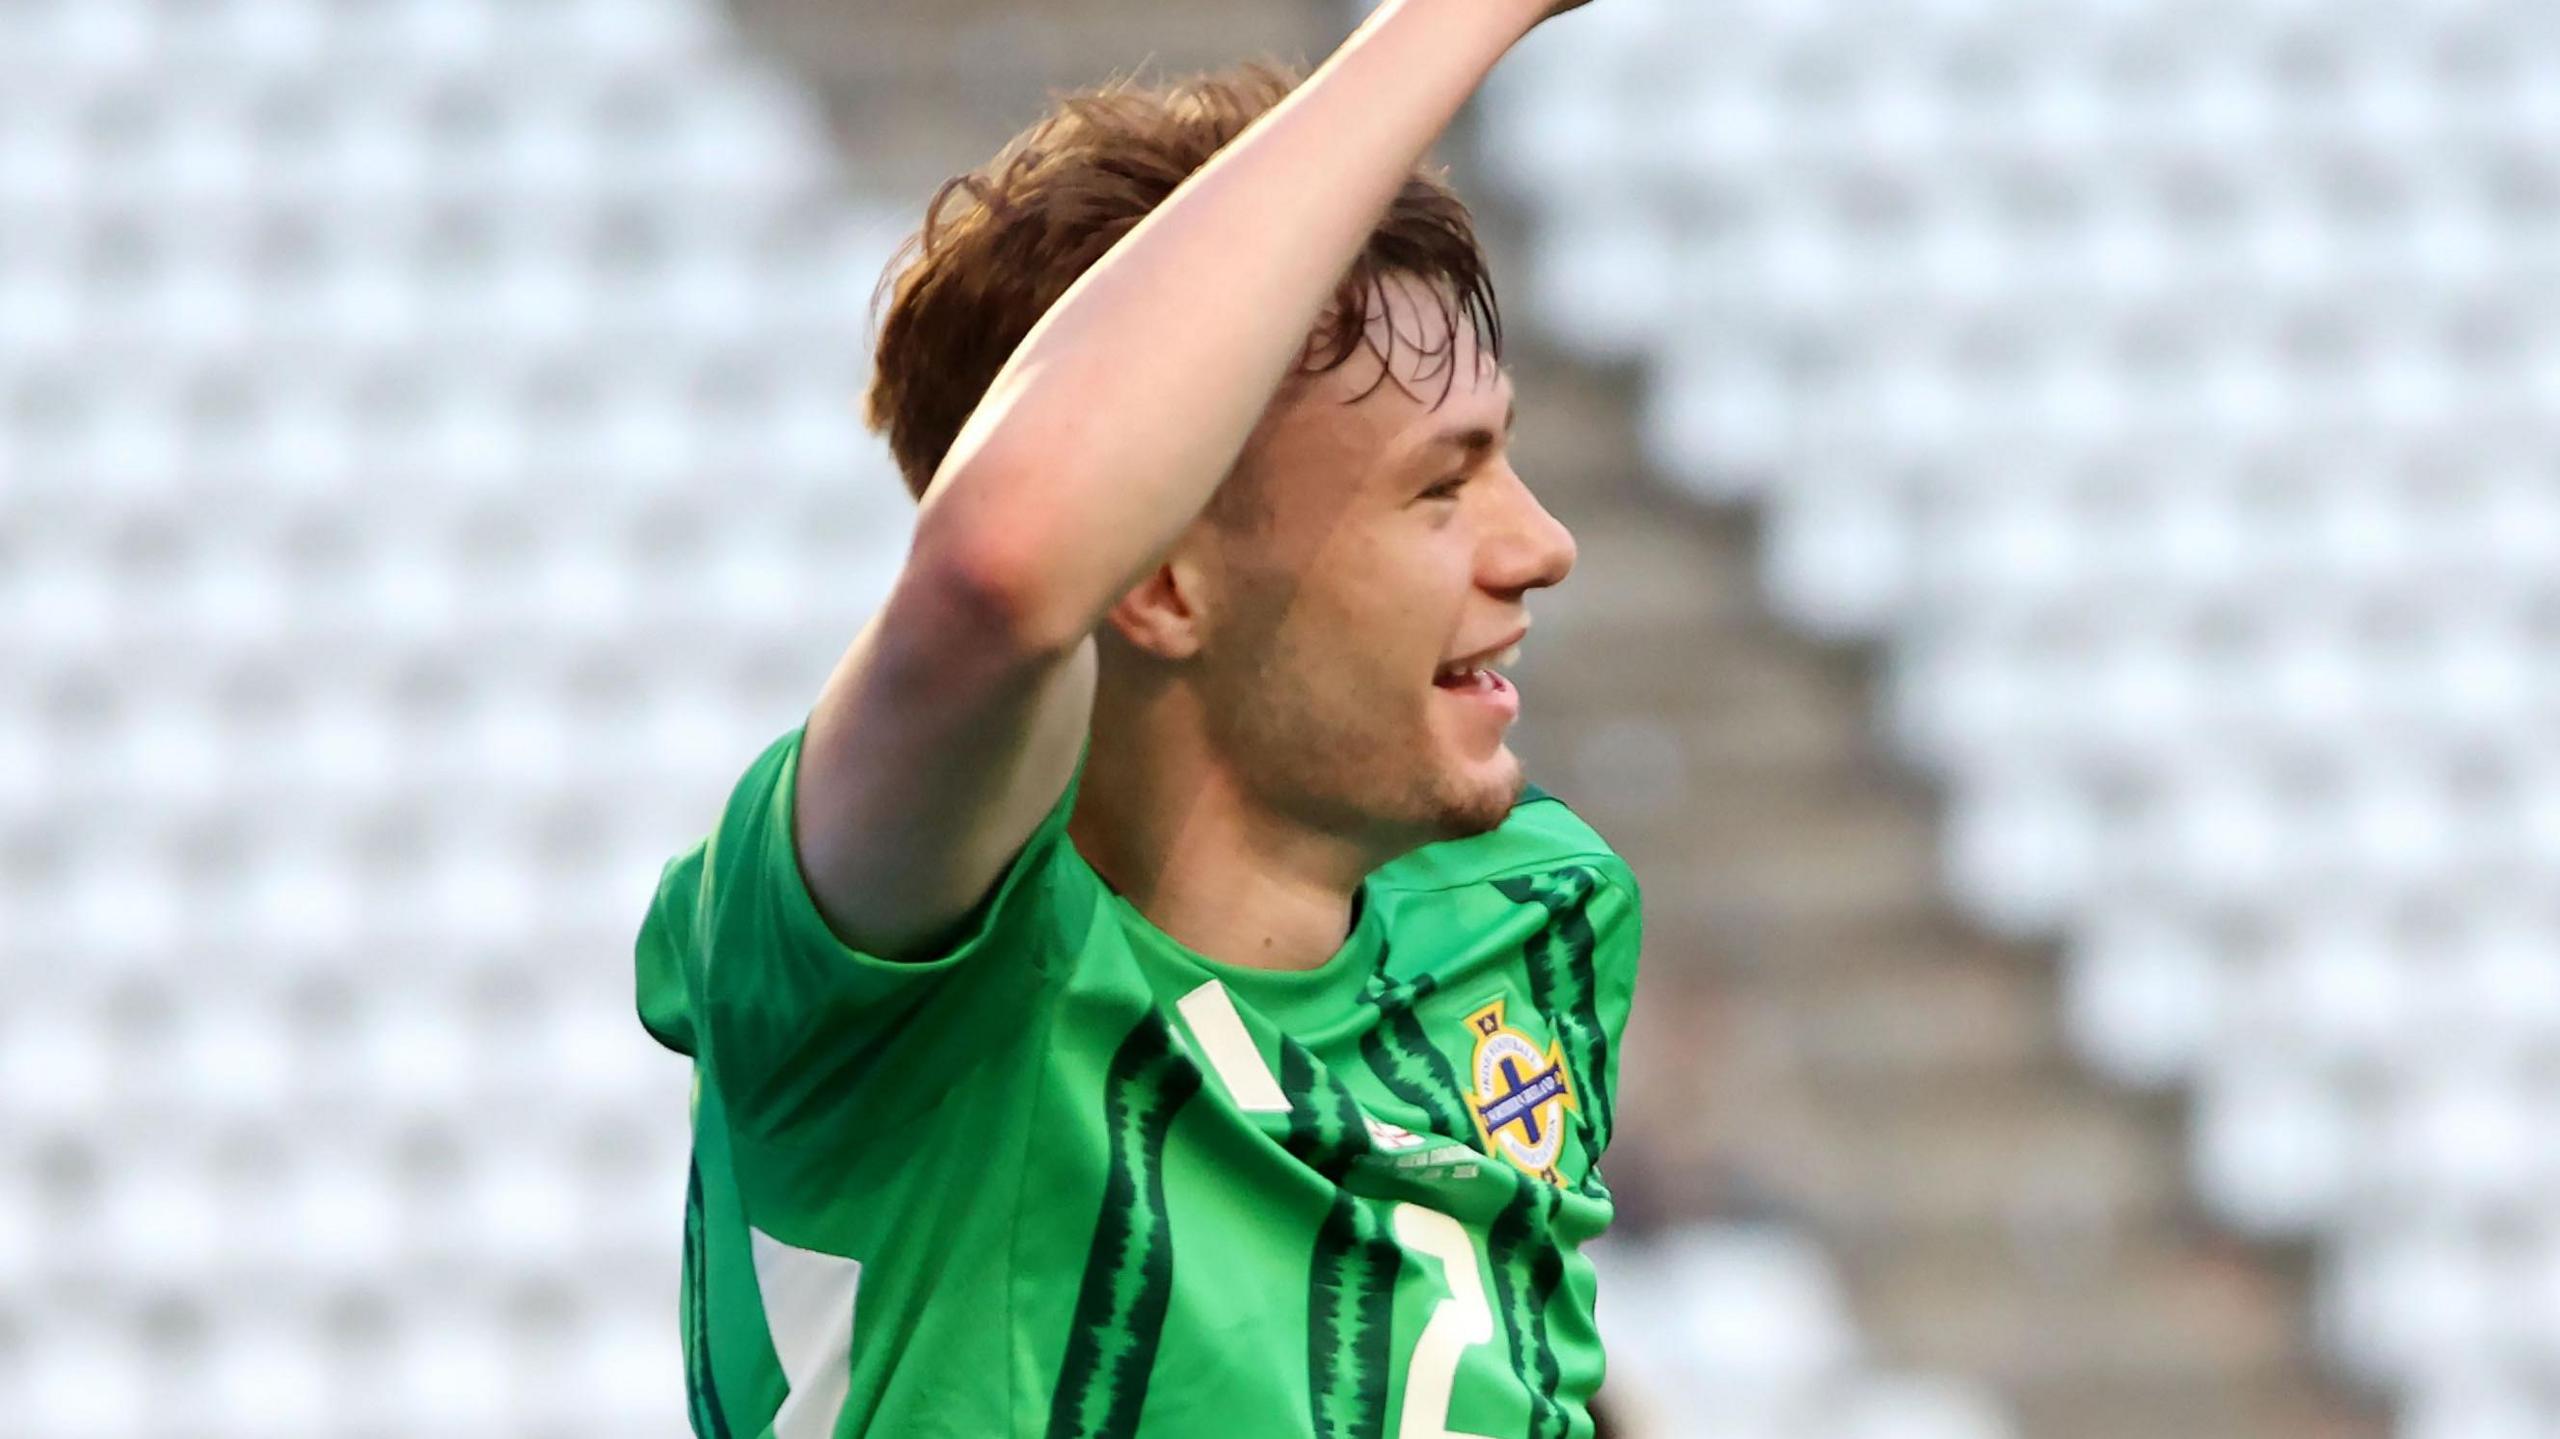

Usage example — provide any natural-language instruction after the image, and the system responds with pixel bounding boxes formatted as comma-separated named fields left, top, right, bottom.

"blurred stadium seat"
left=1594, top=1226, right=2017, bottom=1439
left=1, top=0, right=906, bottom=1433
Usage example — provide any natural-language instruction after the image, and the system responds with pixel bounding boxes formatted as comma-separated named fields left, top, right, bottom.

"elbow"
left=907, top=508, right=1091, bottom=663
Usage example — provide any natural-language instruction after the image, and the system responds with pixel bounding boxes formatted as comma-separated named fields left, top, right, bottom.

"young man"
left=634, top=0, right=1638, bottom=1434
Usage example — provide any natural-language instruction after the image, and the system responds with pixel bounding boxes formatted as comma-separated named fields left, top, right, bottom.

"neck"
left=1066, top=707, right=1385, bottom=974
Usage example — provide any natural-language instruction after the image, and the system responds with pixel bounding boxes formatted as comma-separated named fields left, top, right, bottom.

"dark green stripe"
left=1547, top=868, right=1614, bottom=1148
left=1523, top=1205, right=1570, bottom=1438
left=1485, top=1180, right=1571, bottom=1439
left=1277, top=1040, right=1328, bottom=1157
left=1047, top=1017, right=1202, bottom=1439
left=1278, top=1041, right=1366, bottom=1176
left=1307, top=1195, right=1399, bottom=1439
left=681, top=1161, right=734, bottom=1439
left=1496, top=868, right=1616, bottom=1153
left=1281, top=1042, right=1397, bottom=1439
left=1358, top=972, right=1474, bottom=1142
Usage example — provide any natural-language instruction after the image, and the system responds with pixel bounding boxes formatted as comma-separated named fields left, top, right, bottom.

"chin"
left=1426, top=745, right=1526, bottom=841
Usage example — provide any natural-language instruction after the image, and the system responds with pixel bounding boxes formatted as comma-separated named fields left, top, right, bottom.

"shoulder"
left=1371, top=782, right=1639, bottom=907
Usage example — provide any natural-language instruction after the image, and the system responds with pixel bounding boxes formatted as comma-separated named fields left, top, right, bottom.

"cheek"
left=1265, top=615, right=1413, bottom=730
left=1340, top=534, right=1470, bottom=628
left=1247, top=534, right=1470, bottom=706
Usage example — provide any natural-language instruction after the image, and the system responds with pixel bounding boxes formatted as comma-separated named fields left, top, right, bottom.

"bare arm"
left=795, top=0, right=1560, bottom=960
left=914, top=0, right=1553, bottom=640
left=792, top=571, right=1099, bottom=963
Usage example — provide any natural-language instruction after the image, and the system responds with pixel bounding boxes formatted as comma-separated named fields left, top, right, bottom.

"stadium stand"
left=2, top=0, right=907, bottom=1431
left=1478, top=0, right=2559, bottom=1435
left=2, top=0, right=2027, bottom=1434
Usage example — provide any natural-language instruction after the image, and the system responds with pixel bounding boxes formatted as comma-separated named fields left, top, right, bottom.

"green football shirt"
left=634, top=725, right=1643, bottom=1439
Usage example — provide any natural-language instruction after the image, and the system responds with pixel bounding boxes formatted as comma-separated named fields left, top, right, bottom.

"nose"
left=1484, top=470, right=1578, bottom=597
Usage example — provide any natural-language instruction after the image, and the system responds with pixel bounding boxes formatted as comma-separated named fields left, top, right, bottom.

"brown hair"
left=862, top=59, right=1505, bottom=510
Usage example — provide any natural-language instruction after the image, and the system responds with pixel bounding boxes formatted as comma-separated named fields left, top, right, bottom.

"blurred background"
left=4, top=0, right=2556, bottom=1435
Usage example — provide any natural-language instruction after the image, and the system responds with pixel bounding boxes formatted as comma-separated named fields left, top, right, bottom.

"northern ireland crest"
left=1464, top=998, right=1577, bottom=1183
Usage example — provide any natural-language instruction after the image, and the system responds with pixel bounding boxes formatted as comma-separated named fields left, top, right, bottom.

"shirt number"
left=1392, top=1203, right=1498, bottom=1439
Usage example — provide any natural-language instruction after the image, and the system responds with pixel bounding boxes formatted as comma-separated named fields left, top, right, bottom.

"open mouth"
left=1431, top=638, right=1525, bottom=722
left=1431, top=643, right=1521, bottom=692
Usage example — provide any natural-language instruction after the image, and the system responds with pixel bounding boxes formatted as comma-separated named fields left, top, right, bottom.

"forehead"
left=1269, top=272, right=1512, bottom=481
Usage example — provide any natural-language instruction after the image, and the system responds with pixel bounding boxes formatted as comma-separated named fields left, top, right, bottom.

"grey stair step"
left=1814, top=1080, right=2189, bottom=1248
left=1606, top=926, right=2070, bottom=1113
left=1621, top=781, right=1950, bottom=926
left=1701, top=904, right=2056, bottom=978
left=1603, top=977, right=2184, bottom=1247
left=1519, top=627, right=1886, bottom=781
left=749, top=0, right=1342, bottom=198
left=2002, top=1371, right=2393, bottom=1439
left=1736, top=947, right=2066, bottom=1083
left=738, top=0, right=1330, bottom=77
left=1850, top=1237, right=2313, bottom=1391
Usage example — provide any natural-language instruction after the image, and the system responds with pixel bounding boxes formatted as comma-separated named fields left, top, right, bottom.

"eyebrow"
left=1410, top=395, right=1519, bottom=468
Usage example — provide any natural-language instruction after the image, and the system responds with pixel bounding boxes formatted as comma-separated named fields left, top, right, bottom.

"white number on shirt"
left=1392, top=1203, right=1499, bottom=1439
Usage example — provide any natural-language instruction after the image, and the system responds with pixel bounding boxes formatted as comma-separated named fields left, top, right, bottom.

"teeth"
left=1437, top=643, right=1522, bottom=682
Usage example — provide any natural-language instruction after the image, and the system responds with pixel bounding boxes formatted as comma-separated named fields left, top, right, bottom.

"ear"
left=1102, top=550, right=1210, bottom=662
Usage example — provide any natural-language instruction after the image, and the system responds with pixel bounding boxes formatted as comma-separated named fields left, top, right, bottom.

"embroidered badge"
left=1465, top=998, right=1577, bottom=1183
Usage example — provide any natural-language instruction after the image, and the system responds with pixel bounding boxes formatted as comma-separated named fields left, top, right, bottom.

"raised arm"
left=912, top=0, right=1555, bottom=638
left=794, top=0, right=1563, bottom=961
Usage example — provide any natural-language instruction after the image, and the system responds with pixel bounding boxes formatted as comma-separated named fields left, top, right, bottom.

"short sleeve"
left=695, top=726, right=1100, bottom=1147
left=634, top=844, right=708, bottom=1059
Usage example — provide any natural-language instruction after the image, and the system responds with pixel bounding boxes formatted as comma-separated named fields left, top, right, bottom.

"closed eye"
left=1420, top=475, right=1470, bottom=501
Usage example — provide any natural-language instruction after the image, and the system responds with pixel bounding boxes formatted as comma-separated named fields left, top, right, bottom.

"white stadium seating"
left=1, top=1, right=902, bottom=1432
left=1482, top=0, right=2560, bottom=1428
left=29, top=0, right=2518, bottom=1429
